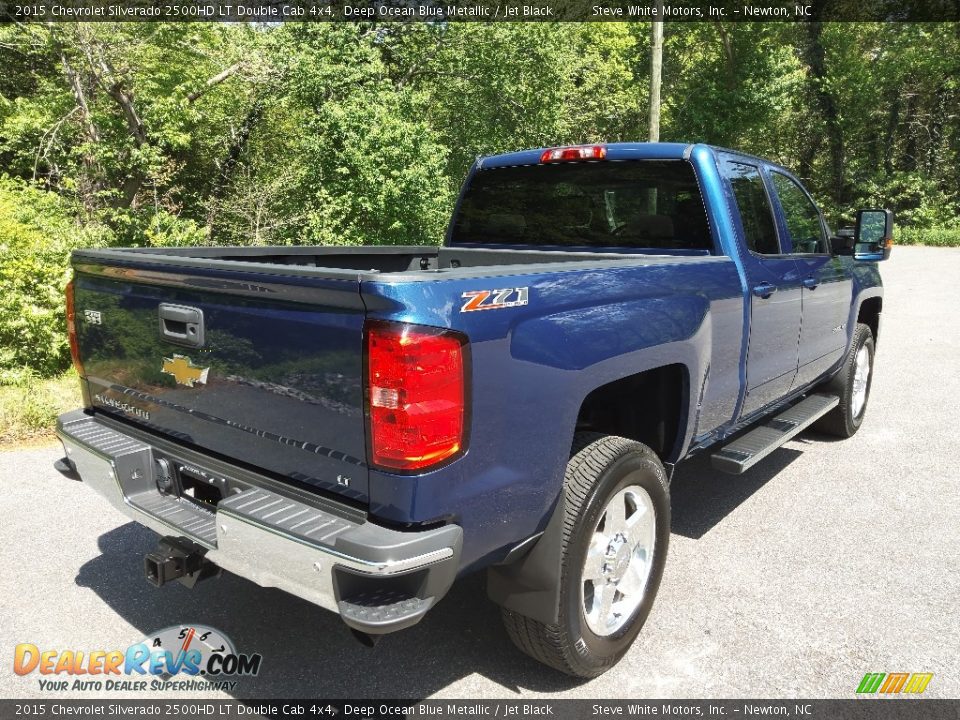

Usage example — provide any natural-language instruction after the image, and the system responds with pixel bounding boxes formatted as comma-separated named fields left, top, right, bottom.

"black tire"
left=814, top=323, right=875, bottom=438
left=500, top=433, right=670, bottom=678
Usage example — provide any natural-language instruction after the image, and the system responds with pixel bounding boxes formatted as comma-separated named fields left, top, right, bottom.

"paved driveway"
left=1, top=246, right=957, bottom=700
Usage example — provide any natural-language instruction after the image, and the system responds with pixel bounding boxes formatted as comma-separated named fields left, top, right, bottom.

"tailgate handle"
left=158, top=304, right=205, bottom=348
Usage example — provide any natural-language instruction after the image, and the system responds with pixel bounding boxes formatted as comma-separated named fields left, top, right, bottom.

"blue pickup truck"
left=57, top=143, right=892, bottom=677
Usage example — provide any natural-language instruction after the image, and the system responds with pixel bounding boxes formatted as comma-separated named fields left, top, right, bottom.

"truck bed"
left=75, top=245, right=713, bottom=282
left=70, top=243, right=723, bottom=512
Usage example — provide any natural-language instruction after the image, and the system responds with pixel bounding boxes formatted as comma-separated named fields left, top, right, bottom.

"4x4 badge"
left=162, top=354, right=210, bottom=387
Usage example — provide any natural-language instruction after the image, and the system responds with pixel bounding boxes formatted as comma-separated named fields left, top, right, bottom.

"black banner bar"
left=3, top=0, right=960, bottom=23
left=0, top=700, right=958, bottom=720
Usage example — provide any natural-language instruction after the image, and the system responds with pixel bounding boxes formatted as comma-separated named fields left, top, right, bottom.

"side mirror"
left=830, top=227, right=855, bottom=256
left=854, top=209, right=894, bottom=261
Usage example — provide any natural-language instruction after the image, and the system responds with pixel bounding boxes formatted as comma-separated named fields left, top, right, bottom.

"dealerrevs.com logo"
left=13, top=625, right=262, bottom=692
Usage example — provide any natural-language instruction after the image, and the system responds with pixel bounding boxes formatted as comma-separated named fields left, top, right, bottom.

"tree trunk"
left=901, top=93, right=919, bottom=172
left=70, top=31, right=150, bottom=208
left=188, top=63, right=244, bottom=103
left=49, top=29, right=103, bottom=207
left=798, top=133, right=822, bottom=183
left=882, top=93, right=901, bottom=177
left=205, top=100, right=265, bottom=233
left=926, top=83, right=949, bottom=176
left=714, top=22, right=737, bottom=91
left=805, top=20, right=846, bottom=212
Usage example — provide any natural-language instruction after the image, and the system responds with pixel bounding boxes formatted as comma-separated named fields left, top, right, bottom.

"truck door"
left=722, top=160, right=803, bottom=418
left=767, top=170, right=853, bottom=389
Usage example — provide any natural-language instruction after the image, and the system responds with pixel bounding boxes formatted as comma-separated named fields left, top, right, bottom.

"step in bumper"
left=56, top=410, right=462, bottom=635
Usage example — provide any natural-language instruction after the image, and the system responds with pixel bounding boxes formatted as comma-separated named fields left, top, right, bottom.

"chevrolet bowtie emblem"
left=161, top=354, right=210, bottom=387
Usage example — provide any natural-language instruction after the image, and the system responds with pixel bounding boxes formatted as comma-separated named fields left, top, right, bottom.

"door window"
left=770, top=172, right=827, bottom=254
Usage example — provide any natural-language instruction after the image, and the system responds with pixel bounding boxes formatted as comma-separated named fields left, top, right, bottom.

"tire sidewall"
left=846, top=327, right=875, bottom=432
left=560, top=448, right=670, bottom=673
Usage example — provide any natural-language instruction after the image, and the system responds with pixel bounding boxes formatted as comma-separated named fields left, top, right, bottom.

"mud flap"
left=486, top=493, right=566, bottom=625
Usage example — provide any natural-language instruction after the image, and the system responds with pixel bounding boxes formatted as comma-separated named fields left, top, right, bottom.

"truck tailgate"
left=72, top=265, right=369, bottom=503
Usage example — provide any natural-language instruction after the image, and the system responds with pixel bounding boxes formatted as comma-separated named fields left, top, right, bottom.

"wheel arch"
left=487, top=420, right=677, bottom=627
left=574, top=363, right=691, bottom=465
left=857, top=294, right=883, bottom=343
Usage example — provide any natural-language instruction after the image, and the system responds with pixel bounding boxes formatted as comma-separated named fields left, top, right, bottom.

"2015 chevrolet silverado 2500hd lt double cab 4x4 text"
left=56, top=143, right=892, bottom=677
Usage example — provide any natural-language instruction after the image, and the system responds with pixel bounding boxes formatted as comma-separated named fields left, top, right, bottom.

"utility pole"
left=647, top=5, right=664, bottom=214
left=649, top=3, right=664, bottom=143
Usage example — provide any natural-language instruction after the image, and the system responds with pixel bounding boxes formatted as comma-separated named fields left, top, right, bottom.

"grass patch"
left=0, top=370, right=81, bottom=447
left=898, top=226, right=960, bottom=247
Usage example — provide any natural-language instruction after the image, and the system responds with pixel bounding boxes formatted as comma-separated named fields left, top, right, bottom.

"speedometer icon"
left=142, top=625, right=237, bottom=674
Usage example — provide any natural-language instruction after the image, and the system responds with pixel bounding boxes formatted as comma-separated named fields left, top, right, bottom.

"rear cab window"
left=449, top=160, right=715, bottom=253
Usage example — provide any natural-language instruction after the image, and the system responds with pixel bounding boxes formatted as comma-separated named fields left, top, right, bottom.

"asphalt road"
left=1, top=246, right=958, bottom=701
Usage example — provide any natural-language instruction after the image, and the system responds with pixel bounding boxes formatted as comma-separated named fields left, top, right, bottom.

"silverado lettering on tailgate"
left=94, top=394, right=150, bottom=421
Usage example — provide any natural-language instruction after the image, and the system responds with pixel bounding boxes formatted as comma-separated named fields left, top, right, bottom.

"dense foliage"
left=0, top=21, right=958, bottom=381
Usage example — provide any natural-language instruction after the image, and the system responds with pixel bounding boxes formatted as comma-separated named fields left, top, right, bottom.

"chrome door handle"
left=752, top=282, right=777, bottom=299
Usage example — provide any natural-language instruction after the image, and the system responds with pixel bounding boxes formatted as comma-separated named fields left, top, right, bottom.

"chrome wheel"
left=851, top=344, right=871, bottom=418
left=581, top=485, right=656, bottom=637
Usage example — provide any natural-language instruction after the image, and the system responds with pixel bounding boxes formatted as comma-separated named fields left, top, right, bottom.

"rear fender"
left=487, top=354, right=694, bottom=625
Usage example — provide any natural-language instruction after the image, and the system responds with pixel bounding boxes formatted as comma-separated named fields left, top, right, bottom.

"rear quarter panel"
left=362, top=256, right=743, bottom=571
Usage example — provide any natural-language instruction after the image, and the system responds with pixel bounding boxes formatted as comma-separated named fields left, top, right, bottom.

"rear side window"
left=449, top=160, right=713, bottom=252
left=724, top=161, right=780, bottom=255
left=770, top=171, right=827, bottom=254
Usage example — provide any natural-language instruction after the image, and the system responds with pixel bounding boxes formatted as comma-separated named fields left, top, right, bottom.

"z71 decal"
left=460, top=287, right=529, bottom=313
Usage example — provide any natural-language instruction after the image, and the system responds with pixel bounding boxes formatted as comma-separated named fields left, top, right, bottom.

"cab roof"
left=477, top=142, right=694, bottom=170
left=477, top=142, right=785, bottom=174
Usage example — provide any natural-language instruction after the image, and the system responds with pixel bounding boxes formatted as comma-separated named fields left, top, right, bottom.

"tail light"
left=366, top=321, right=467, bottom=472
left=540, top=145, right=607, bottom=163
left=66, top=280, right=85, bottom=377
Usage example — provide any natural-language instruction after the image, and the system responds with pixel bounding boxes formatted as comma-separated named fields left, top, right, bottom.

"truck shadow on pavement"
left=75, top=523, right=584, bottom=699
left=668, top=447, right=803, bottom=539
left=75, top=444, right=804, bottom=698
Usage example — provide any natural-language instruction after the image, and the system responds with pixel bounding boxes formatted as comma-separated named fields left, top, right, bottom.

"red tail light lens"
left=540, top=145, right=607, bottom=163
left=65, top=280, right=85, bottom=377
left=367, top=321, right=467, bottom=472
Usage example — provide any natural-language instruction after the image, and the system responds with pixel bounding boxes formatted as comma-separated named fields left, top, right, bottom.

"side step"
left=711, top=394, right=839, bottom=474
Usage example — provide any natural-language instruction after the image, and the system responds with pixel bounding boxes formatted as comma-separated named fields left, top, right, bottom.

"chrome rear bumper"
left=56, top=410, right=461, bottom=634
